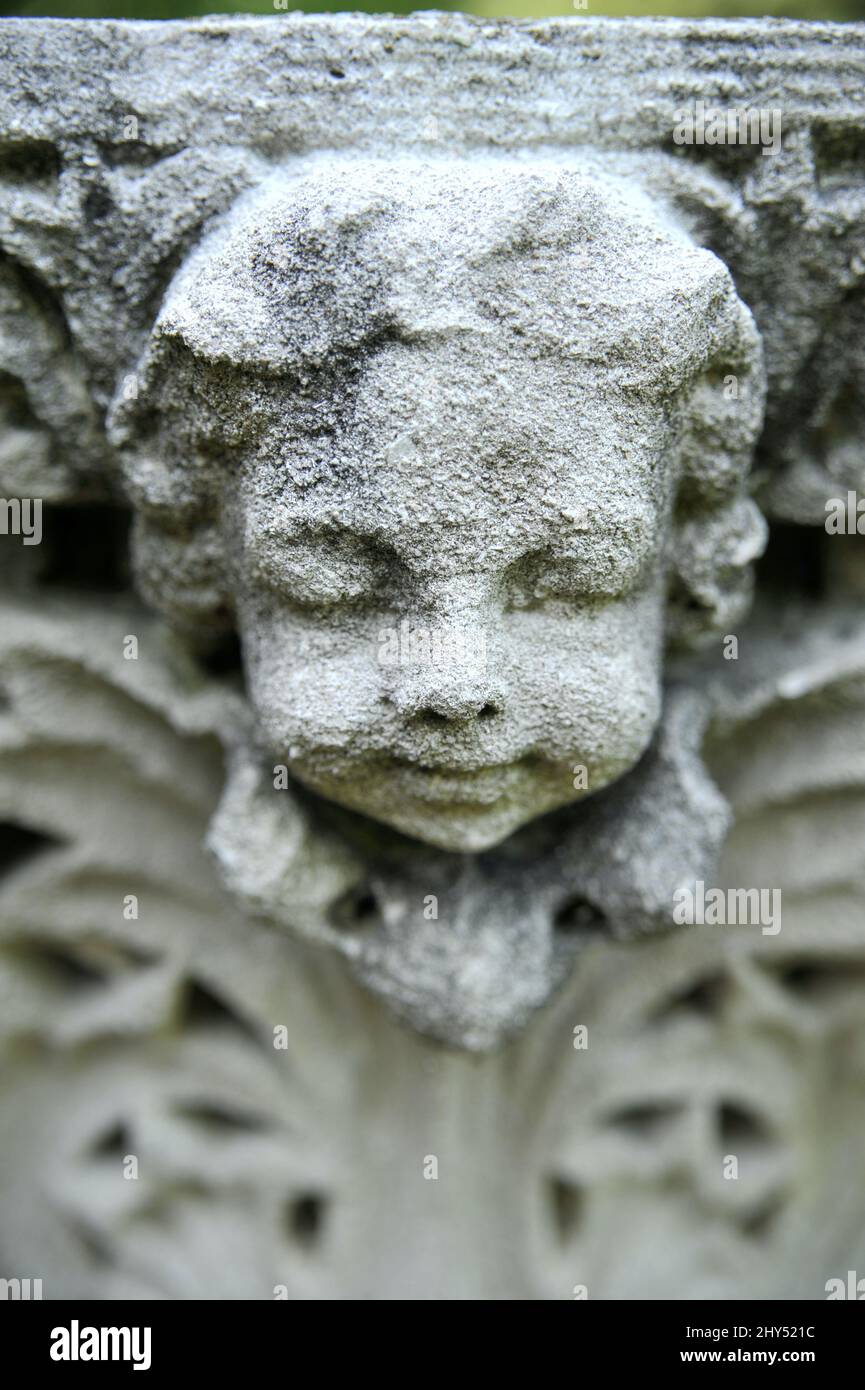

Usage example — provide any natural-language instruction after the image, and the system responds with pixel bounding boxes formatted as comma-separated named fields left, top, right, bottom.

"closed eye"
left=249, top=528, right=396, bottom=610
left=503, top=542, right=651, bottom=611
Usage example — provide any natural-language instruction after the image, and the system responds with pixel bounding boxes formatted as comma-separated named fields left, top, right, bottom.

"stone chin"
left=376, top=799, right=552, bottom=854
left=289, top=756, right=606, bottom=852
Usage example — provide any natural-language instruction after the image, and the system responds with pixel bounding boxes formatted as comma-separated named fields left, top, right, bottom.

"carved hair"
left=110, top=157, right=767, bottom=646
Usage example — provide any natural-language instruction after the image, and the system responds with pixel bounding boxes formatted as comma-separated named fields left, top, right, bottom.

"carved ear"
left=107, top=333, right=235, bottom=636
left=666, top=299, right=768, bottom=651
left=666, top=496, right=768, bottom=651
left=130, top=511, right=234, bottom=638
left=674, top=298, right=766, bottom=505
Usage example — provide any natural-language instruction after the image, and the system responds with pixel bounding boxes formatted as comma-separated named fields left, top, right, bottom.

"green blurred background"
left=2, top=0, right=863, bottom=30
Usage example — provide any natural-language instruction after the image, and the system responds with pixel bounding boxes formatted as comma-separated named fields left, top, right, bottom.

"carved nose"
left=417, top=691, right=501, bottom=725
left=393, top=676, right=503, bottom=725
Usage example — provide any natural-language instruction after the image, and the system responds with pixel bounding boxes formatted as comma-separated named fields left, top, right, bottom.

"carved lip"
left=392, top=758, right=523, bottom=806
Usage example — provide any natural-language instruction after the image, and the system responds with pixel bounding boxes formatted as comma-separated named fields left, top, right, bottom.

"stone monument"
left=0, top=14, right=864, bottom=1299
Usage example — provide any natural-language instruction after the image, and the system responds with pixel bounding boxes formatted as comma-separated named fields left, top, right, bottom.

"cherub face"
left=226, top=340, right=675, bottom=850
left=115, top=157, right=766, bottom=852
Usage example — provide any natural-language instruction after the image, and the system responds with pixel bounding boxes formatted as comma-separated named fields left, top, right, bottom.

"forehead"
left=241, top=345, right=671, bottom=573
left=161, top=154, right=736, bottom=394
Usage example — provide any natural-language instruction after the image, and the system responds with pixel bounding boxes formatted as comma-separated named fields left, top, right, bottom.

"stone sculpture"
left=0, top=14, right=864, bottom=1300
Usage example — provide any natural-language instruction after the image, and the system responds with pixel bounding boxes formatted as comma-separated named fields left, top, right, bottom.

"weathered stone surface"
left=1, top=14, right=863, bottom=518
left=1, top=14, right=864, bottom=1299
left=113, top=152, right=765, bottom=852
left=1, top=591, right=864, bottom=1299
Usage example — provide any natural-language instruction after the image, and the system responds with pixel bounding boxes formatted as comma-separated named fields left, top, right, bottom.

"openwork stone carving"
left=1, top=14, right=864, bottom=1300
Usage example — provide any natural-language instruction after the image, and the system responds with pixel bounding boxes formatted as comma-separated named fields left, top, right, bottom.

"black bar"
left=2, top=1299, right=861, bottom=1373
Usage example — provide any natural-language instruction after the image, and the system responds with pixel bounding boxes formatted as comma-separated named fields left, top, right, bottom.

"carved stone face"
left=231, top=343, right=671, bottom=849
left=115, top=157, right=766, bottom=851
